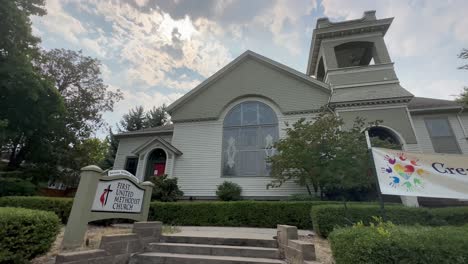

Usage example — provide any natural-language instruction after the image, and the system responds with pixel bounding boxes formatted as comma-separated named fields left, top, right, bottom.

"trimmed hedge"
left=311, top=204, right=433, bottom=237
left=0, top=196, right=73, bottom=224
left=329, top=225, right=468, bottom=264
left=149, top=201, right=323, bottom=228
left=431, top=206, right=468, bottom=226
left=0, top=207, right=61, bottom=263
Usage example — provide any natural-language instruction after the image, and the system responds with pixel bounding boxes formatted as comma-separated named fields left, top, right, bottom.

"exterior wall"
left=410, top=112, right=468, bottom=154
left=114, top=134, right=173, bottom=181
left=171, top=97, right=312, bottom=198
left=337, top=106, right=418, bottom=144
left=171, top=58, right=329, bottom=122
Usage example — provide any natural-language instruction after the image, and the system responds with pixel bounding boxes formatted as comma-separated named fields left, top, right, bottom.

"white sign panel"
left=91, top=179, right=144, bottom=213
left=107, top=170, right=139, bottom=182
left=372, top=147, right=468, bottom=199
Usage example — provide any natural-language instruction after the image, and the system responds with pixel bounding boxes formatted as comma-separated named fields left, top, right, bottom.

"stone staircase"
left=131, top=235, right=286, bottom=264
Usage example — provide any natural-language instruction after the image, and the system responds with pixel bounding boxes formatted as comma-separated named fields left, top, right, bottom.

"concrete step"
left=162, top=235, right=278, bottom=248
left=132, top=252, right=285, bottom=264
left=148, top=242, right=280, bottom=259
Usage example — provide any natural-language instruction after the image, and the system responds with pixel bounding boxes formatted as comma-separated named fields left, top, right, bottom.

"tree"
left=36, top=49, right=123, bottom=138
left=74, top=138, right=108, bottom=168
left=267, top=110, right=395, bottom=200
left=457, top=49, right=468, bottom=105
left=0, top=64, right=66, bottom=168
left=145, top=104, right=168, bottom=127
left=0, top=0, right=45, bottom=61
left=119, top=106, right=146, bottom=132
left=100, top=128, right=119, bottom=169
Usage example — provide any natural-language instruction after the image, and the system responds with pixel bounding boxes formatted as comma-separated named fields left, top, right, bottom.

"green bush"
left=311, top=204, right=432, bottom=237
left=0, top=178, right=37, bottom=197
left=329, top=224, right=468, bottom=264
left=150, top=175, right=184, bottom=202
left=0, top=207, right=60, bottom=263
left=149, top=201, right=350, bottom=228
left=0, top=196, right=72, bottom=224
left=216, top=181, right=242, bottom=201
left=287, top=194, right=321, bottom=201
left=430, top=206, right=468, bottom=226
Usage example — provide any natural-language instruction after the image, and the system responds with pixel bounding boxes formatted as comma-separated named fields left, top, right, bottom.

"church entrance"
left=145, top=148, right=166, bottom=180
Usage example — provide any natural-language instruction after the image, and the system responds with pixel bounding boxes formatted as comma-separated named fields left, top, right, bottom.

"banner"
left=372, top=147, right=468, bottom=199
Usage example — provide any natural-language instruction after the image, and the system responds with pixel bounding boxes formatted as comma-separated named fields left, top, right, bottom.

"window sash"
left=424, top=117, right=461, bottom=154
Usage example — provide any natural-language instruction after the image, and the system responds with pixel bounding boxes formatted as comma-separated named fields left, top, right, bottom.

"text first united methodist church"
left=113, top=11, right=468, bottom=202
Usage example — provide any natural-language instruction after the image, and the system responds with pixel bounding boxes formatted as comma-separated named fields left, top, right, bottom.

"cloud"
left=79, top=0, right=232, bottom=89
left=320, top=0, right=468, bottom=58
left=255, top=0, right=317, bottom=55
left=33, top=0, right=86, bottom=44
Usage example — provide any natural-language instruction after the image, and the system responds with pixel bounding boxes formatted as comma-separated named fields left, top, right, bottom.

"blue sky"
left=32, top=0, right=468, bottom=136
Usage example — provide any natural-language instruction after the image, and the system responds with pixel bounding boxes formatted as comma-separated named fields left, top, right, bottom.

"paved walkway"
left=171, top=226, right=314, bottom=239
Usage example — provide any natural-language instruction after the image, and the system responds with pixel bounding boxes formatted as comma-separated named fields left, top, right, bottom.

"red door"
left=153, top=163, right=166, bottom=176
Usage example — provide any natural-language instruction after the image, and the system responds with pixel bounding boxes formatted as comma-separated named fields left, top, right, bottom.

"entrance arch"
left=145, top=148, right=167, bottom=180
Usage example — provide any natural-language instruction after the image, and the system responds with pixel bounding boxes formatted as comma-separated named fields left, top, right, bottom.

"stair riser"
left=148, top=244, right=279, bottom=259
left=133, top=255, right=282, bottom=264
left=162, top=236, right=278, bottom=248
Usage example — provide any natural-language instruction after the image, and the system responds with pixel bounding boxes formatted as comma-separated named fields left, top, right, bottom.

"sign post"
left=365, top=130, right=387, bottom=221
left=62, top=165, right=154, bottom=249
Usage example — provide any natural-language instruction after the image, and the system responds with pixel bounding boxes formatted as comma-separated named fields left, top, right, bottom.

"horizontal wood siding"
left=410, top=113, right=468, bottom=154
left=171, top=113, right=315, bottom=198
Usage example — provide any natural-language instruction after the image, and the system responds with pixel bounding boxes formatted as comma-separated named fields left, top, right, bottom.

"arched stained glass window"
left=222, top=101, right=279, bottom=176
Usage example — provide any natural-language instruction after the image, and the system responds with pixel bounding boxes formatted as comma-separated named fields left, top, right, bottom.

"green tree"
left=100, top=128, right=119, bottom=169
left=145, top=104, right=168, bottom=127
left=36, top=49, right=123, bottom=138
left=0, top=64, right=66, bottom=168
left=74, top=138, right=108, bottom=167
left=267, top=110, right=395, bottom=200
left=119, top=106, right=146, bottom=132
left=457, top=49, right=468, bottom=105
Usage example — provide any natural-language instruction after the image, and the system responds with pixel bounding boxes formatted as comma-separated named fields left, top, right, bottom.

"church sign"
left=62, top=166, right=154, bottom=249
left=91, top=179, right=144, bottom=213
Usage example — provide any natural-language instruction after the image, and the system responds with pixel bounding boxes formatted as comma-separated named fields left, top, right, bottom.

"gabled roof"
left=132, top=136, right=182, bottom=156
left=167, top=50, right=330, bottom=113
left=408, top=97, right=462, bottom=112
left=115, top=124, right=174, bottom=138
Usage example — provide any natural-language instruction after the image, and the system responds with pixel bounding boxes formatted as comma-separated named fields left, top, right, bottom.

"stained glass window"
left=222, top=101, right=278, bottom=176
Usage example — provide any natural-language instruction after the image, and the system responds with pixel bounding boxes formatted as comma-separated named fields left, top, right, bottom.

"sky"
left=31, top=0, right=468, bottom=137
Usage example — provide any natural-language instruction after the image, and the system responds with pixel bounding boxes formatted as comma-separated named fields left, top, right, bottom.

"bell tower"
left=307, top=11, right=397, bottom=85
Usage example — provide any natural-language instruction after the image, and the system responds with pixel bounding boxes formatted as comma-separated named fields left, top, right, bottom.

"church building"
left=114, top=11, right=468, bottom=201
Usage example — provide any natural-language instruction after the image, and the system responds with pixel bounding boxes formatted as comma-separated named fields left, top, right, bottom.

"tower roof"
left=306, top=11, right=393, bottom=76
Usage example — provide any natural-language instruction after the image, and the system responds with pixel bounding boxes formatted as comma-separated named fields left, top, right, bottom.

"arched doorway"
left=368, top=126, right=402, bottom=149
left=145, top=148, right=167, bottom=180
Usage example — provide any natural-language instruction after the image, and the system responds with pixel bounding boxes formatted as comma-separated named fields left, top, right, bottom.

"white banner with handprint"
left=372, top=147, right=468, bottom=199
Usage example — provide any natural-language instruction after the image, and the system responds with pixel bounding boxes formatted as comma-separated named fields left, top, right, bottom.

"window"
left=222, top=101, right=278, bottom=176
left=125, top=157, right=138, bottom=176
left=424, top=117, right=461, bottom=154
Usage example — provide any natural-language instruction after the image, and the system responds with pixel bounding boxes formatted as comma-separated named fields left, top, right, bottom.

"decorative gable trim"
left=132, top=136, right=182, bottom=156
left=330, top=97, right=413, bottom=108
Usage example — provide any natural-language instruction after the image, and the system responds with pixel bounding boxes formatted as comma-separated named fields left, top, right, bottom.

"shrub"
left=311, top=204, right=432, bottom=237
left=329, top=224, right=468, bottom=264
left=430, top=206, right=468, bottom=226
left=287, top=194, right=321, bottom=201
left=149, top=201, right=351, bottom=228
left=150, top=175, right=184, bottom=202
left=0, top=196, right=72, bottom=224
left=0, top=178, right=37, bottom=197
left=0, top=207, right=60, bottom=263
left=216, top=181, right=242, bottom=201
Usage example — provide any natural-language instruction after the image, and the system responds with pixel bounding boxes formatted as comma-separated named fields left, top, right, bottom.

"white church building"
left=114, top=11, right=468, bottom=200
